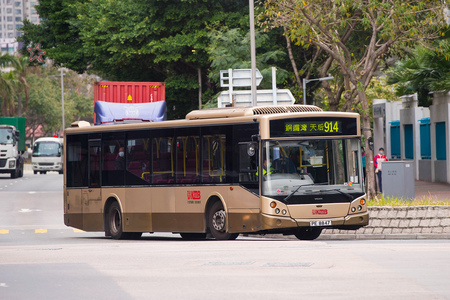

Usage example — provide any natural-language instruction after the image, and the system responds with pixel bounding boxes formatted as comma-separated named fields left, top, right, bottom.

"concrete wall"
left=323, top=206, right=450, bottom=237
left=430, top=92, right=450, bottom=183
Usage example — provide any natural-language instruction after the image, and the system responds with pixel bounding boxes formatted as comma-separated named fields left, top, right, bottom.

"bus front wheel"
left=208, top=201, right=239, bottom=240
left=294, top=227, right=322, bottom=240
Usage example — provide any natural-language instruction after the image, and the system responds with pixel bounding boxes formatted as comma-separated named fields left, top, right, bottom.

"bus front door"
left=82, top=140, right=103, bottom=231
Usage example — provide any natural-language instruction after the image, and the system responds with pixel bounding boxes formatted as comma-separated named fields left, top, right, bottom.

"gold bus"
left=64, top=105, right=368, bottom=240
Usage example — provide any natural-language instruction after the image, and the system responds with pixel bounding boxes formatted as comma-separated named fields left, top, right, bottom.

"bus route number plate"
left=310, top=220, right=332, bottom=227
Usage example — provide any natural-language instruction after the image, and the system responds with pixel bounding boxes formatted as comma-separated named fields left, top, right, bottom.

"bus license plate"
left=310, top=220, right=332, bottom=227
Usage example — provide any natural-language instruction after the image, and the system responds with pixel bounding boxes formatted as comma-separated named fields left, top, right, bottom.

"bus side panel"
left=226, top=186, right=262, bottom=234
left=64, top=188, right=83, bottom=230
left=82, top=188, right=103, bottom=231
left=151, top=187, right=177, bottom=232
left=174, top=187, right=206, bottom=232
left=122, top=187, right=153, bottom=232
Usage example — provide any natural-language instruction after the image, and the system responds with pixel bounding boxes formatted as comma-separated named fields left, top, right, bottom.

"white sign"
left=220, top=69, right=263, bottom=87
left=218, top=89, right=295, bottom=108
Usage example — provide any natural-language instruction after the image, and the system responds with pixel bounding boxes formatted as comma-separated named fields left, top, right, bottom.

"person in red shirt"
left=374, top=147, right=388, bottom=193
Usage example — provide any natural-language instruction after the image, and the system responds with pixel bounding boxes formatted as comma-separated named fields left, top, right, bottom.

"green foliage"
left=368, top=194, right=450, bottom=206
left=387, top=39, right=450, bottom=106
left=207, top=28, right=289, bottom=89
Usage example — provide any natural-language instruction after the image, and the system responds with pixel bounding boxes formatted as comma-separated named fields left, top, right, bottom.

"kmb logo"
left=187, top=191, right=201, bottom=200
left=312, top=209, right=328, bottom=215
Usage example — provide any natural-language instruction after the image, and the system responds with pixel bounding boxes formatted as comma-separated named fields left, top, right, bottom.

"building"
left=0, top=0, right=40, bottom=54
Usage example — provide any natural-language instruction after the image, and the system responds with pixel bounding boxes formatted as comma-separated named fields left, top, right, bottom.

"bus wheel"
left=294, top=227, right=322, bottom=240
left=208, top=201, right=239, bottom=240
left=34, top=171, right=38, bottom=175
left=180, top=233, right=207, bottom=240
left=108, top=202, right=127, bottom=240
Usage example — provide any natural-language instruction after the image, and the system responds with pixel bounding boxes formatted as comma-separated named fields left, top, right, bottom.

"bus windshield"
left=261, top=138, right=363, bottom=200
left=33, top=142, right=61, bottom=157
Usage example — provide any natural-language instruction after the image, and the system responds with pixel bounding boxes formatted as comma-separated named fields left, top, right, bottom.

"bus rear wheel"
left=208, top=201, right=239, bottom=240
left=107, top=202, right=141, bottom=240
left=294, top=227, right=322, bottom=240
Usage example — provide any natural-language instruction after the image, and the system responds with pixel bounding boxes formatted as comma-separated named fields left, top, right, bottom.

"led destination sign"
left=285, top=121, right=342, bottom=134
left=270, top=117, right=357, bottom=137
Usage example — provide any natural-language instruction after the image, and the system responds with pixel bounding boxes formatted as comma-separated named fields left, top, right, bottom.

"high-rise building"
left=0, top=0, right=40, bottom=54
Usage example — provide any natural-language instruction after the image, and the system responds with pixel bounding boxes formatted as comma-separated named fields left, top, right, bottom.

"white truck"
left=32, top=137, right=64, bottom=174
left=0, top=117, right=25, bottom=178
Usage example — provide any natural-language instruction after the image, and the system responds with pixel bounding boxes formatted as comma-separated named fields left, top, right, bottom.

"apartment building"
left=0, top=0, right=39, bottom=54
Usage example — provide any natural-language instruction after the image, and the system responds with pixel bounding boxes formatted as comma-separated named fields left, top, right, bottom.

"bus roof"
left=185, top=105, right=323, bottom=120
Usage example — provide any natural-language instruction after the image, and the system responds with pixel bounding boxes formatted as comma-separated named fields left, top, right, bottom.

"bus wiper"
left=284, top=183, right=327, bottom=202
left=319, top=189, right=354, bottom=200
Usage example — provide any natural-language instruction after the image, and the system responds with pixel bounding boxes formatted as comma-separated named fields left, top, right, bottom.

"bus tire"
left=208, top=201, right=239, bottom=240
left=10, top=170, right=17, bottom=179
left=108, top=202, right=128, bottom=240
left=294, top=227, right=322, bottom=240
left=34, top=171, right=38, bottom=175
left=180, top=233, right=207, bottom=240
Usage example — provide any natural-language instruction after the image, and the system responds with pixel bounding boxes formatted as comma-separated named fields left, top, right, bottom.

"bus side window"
left=239, top=143, right=258, bottom=182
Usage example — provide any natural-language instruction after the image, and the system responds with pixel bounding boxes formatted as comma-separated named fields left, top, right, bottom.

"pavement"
left=414, top=180, right=450, bottom=201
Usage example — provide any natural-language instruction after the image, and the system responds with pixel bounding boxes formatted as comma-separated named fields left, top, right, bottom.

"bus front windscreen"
left=261, top=138, right=364, bottom=203
left=32, top=142, right=61, bottom=157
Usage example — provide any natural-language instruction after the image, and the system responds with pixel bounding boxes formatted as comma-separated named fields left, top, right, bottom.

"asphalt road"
left=1, top=170, right=450, bottom=299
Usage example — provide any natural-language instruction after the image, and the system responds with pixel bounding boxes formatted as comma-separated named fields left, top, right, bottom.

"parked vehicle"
left=0, top=117, right=25, bottom=178
left=32, top=137, right=64, bottom=174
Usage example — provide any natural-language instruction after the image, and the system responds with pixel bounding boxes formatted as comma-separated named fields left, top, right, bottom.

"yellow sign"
left=127, top=94, right=133, bottom=101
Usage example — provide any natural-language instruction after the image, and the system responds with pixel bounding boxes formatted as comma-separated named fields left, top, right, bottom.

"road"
left=1, top=170, right=450, bottom=299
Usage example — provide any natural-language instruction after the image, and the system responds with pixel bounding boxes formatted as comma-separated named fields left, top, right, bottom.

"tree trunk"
left=283, top=27, right=302, bottom=89
left=358, top=90, right=376, bottom=199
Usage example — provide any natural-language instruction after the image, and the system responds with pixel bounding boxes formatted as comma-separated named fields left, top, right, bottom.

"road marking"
left=0, top=230, right=9, bottom=234
left=19, top=209, right=42, bottom=213
left=35, top=229, right=47, bottom=233
left=73, top=229, right=85, bottom=232
left=0, top=283, right=8, bottom=288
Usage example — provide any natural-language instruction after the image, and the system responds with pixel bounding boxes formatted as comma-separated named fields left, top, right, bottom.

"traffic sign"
left=220, top=69, right=263, bottom=87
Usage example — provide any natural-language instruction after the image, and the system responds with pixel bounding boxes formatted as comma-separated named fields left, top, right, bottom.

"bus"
left=64, top=105, right=368, bottom=240
left=32, top=137, right=64, bottom=174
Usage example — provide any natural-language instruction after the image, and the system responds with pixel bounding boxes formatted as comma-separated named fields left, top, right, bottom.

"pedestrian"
left=374, top=147, right=388, bottom=193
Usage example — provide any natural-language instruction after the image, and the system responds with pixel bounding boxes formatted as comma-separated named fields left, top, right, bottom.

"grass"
left=368, top=194, right=450, bottom=207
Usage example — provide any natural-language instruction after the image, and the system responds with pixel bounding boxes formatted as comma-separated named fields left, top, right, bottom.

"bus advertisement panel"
left=64, top=105, right=368, bottom=240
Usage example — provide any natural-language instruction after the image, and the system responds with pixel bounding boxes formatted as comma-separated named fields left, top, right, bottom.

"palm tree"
left=14, top=56, right=37, bottom=116
left=0, top=54, right=19, bottom=116
left=387, top=39, right=450, bottom=106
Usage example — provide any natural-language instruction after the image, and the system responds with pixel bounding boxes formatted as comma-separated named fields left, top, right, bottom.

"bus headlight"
left=275, top=208, right=280, bottom=214
left=9, top=160, right=15, bottom=168
left=282, top=209, right=287, bottom=215
left=351, top=207, right=356, bottom=213
left=360, top=198, right=366, bottom=205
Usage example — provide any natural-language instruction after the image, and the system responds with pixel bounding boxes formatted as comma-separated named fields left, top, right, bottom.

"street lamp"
left=249, top=0, right=257, bottom=106
left=302, top=76, right=334, bottom=105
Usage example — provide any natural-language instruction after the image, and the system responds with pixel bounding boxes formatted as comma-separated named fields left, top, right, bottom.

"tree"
left=20, top=0, right=251, bottom=119
left=0, top=54, right=19, bottom=116
left=261, top=0, right=447, bottom=199
left=387, top=39, right=450, bottom=106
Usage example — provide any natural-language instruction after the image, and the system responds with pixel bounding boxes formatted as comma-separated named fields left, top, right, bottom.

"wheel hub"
left=212, top=210, right=225, bottom=232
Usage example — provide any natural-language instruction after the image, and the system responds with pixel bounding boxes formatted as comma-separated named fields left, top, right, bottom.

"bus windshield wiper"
left=284, top=182, right=327, bottom=202
left=319, top=188, right=354, bottom=200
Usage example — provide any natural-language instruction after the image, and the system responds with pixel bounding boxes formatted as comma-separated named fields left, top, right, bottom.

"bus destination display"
left=285, top=120, right=342, bottom=134
left=270, top=117, right=357, bottom=137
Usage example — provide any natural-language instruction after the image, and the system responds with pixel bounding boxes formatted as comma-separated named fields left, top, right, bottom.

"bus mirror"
left=251, top=134, right=260, bottom=142
left=247, top=142, right=257, bottom=156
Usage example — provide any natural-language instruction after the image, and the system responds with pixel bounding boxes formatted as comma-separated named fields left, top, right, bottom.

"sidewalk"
left=414, top=180, right=450, bottom=202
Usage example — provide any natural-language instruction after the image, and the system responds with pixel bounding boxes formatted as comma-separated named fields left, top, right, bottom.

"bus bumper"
left=261, top=211, right=369, bottom=230
left=294, top=211, right=369, bottom=228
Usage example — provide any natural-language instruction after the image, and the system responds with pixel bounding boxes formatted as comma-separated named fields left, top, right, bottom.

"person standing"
left=374, top=147, right=388, bottom=193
